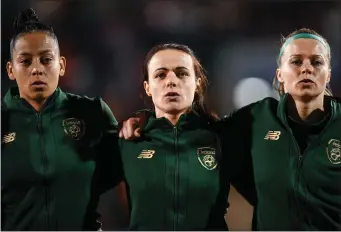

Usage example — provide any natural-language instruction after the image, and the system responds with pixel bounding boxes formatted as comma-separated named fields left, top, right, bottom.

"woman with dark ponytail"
left=109, top=43, right=236, bottom=230
left=2, top=9, right=125, bottom=230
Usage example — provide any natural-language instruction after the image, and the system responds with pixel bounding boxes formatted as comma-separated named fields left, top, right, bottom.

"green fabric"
left=119, top=112, right=228, bottom=230
left=1, top=87, right=123, bottom=230
left=288, top=109, right=330, bottom=154
left=221, top=94, right=341, bottom=230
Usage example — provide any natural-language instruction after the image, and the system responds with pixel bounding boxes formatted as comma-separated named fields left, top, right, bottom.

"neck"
left=155, top=108, right=187, bottom=126
left=25, top=98, right=47, bottom=112
left=287, top=94, right=325, bottom=122
left=16, top=87, right=57, bottom=112
left=19, top=92, right=48, bottom=112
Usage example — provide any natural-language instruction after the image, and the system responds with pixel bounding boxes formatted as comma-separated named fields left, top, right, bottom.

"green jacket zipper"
left=173, top=126, right=179, bottom=230
left=288, top=130, right=304, bottom=228
left=36, top=113, right=49, bottom=229
left=286, top=117, right=333, bottom=229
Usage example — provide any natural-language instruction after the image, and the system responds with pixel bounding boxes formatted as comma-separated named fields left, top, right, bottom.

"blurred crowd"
left=2, top=1, right=340, bottom=229
left=2, top=0, right=340, bottom=121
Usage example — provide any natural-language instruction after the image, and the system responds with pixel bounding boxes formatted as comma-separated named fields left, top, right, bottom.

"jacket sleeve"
left=205, top=183, right=230, bottom=230
left=96, top=98, right=124, bottom=194
left=217, top=104, right=257, bottom=207
left=118, top=108, right=154, bottom=131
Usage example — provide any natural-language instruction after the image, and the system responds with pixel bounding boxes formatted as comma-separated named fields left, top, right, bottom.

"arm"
left=96, top=99, right=124, bottom=194
left=96, top=100, right=130, bottom=230
left=215, top=108, right=257, bottom=230
left=206, top=183, right=230, bottom=230
left=217, top=106, right=257, bottom=207
left=118, top=109, right=153, bottom=140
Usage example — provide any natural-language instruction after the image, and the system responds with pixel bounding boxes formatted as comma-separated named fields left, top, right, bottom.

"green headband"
left=277, top=33, right=330, bottom=65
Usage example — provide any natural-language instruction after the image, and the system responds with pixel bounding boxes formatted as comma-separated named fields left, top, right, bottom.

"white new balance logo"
left=137, top=150, right=155, bottom=159
left=2, top=132, right=16, bottom=144
left=264, top=131, right=281, bottom=140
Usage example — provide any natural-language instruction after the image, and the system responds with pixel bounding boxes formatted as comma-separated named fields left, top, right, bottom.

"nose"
left=301, top=60, right=313, bottom=75
left=165, top=71, right=178, bottom=87
left=31, top=60, right=43, bottom=76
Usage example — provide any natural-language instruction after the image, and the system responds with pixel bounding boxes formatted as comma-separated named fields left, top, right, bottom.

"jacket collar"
left=3, top=86, right=67, bottom=114
left=277, top=93, right=340, bottom=128
left=144, top=111, right=211, bottom=133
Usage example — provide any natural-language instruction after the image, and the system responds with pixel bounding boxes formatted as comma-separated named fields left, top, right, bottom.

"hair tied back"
left=13, top=8, right=39, bottom=32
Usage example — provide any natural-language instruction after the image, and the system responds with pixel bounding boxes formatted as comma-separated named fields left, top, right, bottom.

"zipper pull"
left=36, top=113, right=42, bottom=130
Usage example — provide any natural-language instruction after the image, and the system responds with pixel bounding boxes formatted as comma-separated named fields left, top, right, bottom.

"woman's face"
left=144, top=49, right=200, bottom=115
left=277, top=38, right=330, bottom=101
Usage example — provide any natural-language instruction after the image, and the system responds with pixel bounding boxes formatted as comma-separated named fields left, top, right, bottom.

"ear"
left=326, top=69, right=331, bottom=84
left=276, top=68, right=284, bottom=83
left=59, top=56, right=66, bottom=76
left=144, top=81, right=151, bottom=96
left=196, top=77, right=202, bottom=92
left=6, top=61, right=15, bottom=80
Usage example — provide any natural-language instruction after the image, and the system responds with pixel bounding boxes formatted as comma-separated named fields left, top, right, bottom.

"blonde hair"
left=273, top=28, right=333, bottom=96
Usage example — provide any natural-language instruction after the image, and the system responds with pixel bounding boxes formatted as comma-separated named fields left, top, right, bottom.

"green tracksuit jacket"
left=220, top=94, right=341, bottom=230
left=1, top=87, right=123, bottom=230
left=119, top=112, right=229, bottom=230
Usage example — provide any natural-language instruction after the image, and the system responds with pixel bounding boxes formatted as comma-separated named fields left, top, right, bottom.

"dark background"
left=2, top=0, right=340, bottom=230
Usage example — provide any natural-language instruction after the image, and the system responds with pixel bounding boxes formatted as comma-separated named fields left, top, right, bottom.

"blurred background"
left=2, top=0, right=341, bottom=230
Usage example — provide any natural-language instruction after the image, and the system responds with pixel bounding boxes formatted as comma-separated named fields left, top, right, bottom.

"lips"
left=31, top=80, right=47, bottom=86
left=165, top=92, right=180, bottom=97
left=298, top=79, right=314, bottom=84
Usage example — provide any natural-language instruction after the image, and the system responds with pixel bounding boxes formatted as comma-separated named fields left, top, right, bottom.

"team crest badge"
left=197, top=147, right=217, bottom=170
left=62, top=118, right=85, bottom=140
left=326, top=139, right=341, bottom=164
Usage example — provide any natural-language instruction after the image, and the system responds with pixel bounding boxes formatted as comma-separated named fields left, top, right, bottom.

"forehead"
left=148, top=49, right=194, bottom=70
left=283, top=38, right=328, bottom=57
left=13, top=31, right=58, bottom=55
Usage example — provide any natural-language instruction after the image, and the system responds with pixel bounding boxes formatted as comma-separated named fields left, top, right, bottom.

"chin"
left=164, top=105, right=188, bottom=114
left=31, top=91, right=49, bottom=102
left=165, top=108, right=183, bottom=114
left=292, top=90, right=323, bottom=101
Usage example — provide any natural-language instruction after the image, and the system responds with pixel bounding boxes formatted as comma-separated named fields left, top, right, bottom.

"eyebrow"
left=289, top=54, right=324, bottom=58
left=18, top=50, right=54, bottom=56
left=153, top=66, right=189, bottom=73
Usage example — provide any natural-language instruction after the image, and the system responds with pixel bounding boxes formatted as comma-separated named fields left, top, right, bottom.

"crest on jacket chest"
left=326, top=139, right=341, bottom=164
left=62, top=118, right=86, bottom=140
left=197, top=147, right=217, bottom=170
